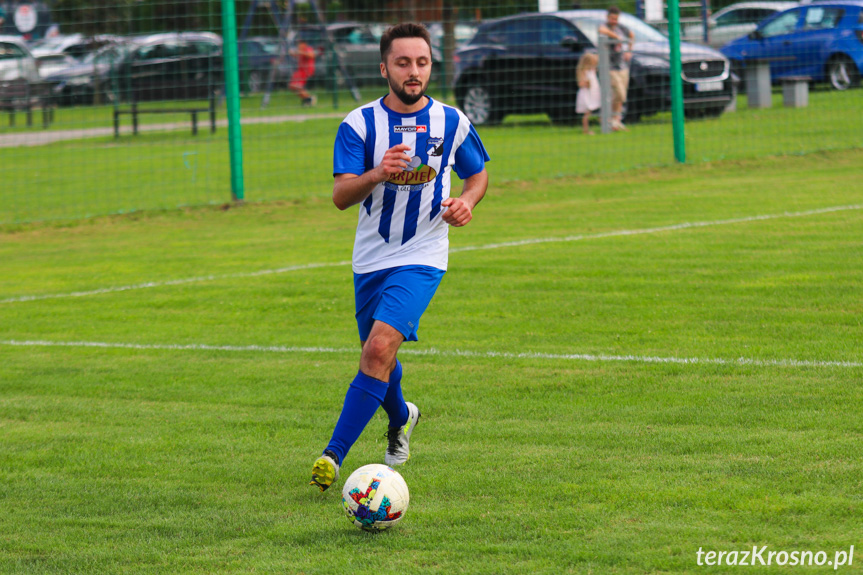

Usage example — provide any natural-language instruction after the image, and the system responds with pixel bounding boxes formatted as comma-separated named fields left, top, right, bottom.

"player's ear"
left=380, top=62, right=387, bottom=79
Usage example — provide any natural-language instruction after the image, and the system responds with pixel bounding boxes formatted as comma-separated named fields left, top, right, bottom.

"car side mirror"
left=748, top=29, right=763, bottom=40
left=560, top=36, right=582, bottom=51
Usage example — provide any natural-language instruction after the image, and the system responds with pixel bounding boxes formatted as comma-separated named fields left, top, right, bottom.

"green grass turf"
left=2, top=87, right=861, bottom=224
left=1, top=148, right=862, bottom=573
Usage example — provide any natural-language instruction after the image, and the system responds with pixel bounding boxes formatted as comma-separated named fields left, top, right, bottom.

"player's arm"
left=333, top=144, right=412, bottom=210
left=441, top=169, right=488, bottom=227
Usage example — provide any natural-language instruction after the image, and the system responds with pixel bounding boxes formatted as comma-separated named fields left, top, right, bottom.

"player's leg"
left=311, top=269, right=401, bottom=492
left=380, top=358, right=408, bottom=429
left=310, top=322, right=403, bottom=491
left=368, top=266, right=445, bottom=465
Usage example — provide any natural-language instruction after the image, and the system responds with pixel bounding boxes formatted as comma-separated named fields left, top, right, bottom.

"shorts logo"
left=394, top=125, right=427, bottom=133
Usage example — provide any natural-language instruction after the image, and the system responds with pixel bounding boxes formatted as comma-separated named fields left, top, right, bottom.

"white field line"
left=0, top=261, right=350, bottom=304
left=3, top=204, right=861, bottom=305
left=1, top=339, right=861, bottom=369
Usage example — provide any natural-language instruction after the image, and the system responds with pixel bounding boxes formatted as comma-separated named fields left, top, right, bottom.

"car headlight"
left=66, top=76, right=91, bottom=86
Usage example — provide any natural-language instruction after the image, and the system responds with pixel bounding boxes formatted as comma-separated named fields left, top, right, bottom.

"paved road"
left=0, top=111, right=345, bottom=148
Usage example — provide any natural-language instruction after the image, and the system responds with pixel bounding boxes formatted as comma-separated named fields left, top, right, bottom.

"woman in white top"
left=576, top=52, right=601, bottom=135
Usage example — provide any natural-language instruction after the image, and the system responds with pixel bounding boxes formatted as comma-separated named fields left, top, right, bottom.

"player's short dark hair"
left=608, top=5, right=621, bottom=15
left=380, top=22, right=432, bottom=62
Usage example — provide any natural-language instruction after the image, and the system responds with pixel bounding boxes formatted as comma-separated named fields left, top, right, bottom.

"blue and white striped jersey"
left=333, top=96, right=489, bottom=274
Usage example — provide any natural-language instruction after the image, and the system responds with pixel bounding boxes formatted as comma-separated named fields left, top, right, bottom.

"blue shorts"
left=354, top=265, right=446, bottom=342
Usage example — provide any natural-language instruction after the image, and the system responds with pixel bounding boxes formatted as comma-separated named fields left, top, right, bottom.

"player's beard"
left=387, top=72, right=428, bottom=106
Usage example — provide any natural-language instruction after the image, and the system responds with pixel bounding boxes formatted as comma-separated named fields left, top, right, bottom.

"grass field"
left=2, top=147, right=862, bottom=574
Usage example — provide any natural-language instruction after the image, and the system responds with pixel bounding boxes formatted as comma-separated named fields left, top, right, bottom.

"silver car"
left=0, top=36, right=40, bottom=83
left=682, top=1, right=798, bottom=48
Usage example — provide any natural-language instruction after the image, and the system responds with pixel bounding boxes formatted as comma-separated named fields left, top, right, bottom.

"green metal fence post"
left=221, top=0, right=245, bottom=201
left=667, top=0, right=687, bottom=163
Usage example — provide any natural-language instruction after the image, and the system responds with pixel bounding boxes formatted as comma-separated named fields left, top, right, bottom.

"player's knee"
left=361, top=335, right=397, bottom=372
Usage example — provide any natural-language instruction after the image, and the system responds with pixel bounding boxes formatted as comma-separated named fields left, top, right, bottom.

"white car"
left=0, top=36, right=40, bottom=83
left=682, top=1, right=798, bottom=48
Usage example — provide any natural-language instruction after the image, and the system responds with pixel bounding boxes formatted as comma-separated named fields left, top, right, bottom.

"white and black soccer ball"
left=342, top=464, right=409, bottom=531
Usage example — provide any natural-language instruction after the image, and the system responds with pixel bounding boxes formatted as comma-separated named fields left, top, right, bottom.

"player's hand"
left=374, top=144, right=413, bottom=182
left=441, top=197, right=473, bottom=227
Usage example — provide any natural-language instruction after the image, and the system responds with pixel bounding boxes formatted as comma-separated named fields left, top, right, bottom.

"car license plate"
left=696, top=81, right=723, bottom=92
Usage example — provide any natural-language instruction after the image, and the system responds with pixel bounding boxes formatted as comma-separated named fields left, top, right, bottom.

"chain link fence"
left=1, top=0, right=861, bottom=224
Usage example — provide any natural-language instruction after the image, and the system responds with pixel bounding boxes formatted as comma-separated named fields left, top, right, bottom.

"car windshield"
left=569, top=13, right=668, bottom=45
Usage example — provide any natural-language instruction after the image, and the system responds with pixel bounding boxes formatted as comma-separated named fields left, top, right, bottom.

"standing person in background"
left=289, top=40, right=317, bottom=106
left=576, top=52, right=601, bottom=135
left=599, top=6, right=635, bottom=131
left=309, top=22, right=490, bottom=493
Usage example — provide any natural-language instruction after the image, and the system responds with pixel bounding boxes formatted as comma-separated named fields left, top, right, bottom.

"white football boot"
left=385, top=402, right=421, bottom=466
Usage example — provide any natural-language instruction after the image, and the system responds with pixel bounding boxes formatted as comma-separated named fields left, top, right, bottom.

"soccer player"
left=310, top=22, right=490, bottom=492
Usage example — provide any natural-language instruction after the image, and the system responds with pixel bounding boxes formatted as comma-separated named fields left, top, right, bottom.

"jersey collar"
left=379, top=95, right=435, bottom=118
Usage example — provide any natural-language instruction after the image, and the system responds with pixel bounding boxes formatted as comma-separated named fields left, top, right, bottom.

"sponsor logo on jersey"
left=386, top=163, right=438, bottom=187
left=394, top=125, right=428, bottom=133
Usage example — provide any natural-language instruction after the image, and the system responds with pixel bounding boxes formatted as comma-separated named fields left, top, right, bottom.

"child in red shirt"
left=290, top=41, right=317, bottom=106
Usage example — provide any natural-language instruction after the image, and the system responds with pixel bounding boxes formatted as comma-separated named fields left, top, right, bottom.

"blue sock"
left=381, top=359, right=409, bottom=428
left=325, top=371, right=388, bottom=465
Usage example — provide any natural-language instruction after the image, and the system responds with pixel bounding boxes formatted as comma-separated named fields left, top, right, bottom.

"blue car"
left=721, top=0, right=863, bottom=90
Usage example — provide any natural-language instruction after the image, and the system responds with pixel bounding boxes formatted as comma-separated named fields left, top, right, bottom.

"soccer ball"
left=342, top=464, right=409, bottom=531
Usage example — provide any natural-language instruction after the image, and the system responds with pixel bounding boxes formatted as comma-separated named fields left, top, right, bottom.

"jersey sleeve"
left=452, top=124, right=490, bottom=180
left=333, top=122, right=366, bottom=176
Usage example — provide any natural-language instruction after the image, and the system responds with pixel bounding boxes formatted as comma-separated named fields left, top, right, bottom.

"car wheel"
left=827, top=56, right=860, bottom=91
left=461, top=85, right=500, bottom=126
left=248, top=71, right=264, bottom=94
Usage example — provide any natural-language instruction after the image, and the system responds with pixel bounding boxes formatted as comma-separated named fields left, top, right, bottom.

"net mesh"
left=1, top=0, right=860, bottom=224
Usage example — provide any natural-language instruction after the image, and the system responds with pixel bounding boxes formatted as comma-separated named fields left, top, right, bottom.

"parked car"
left=721, top=0, right=863, bottom=90
left=34, top=52, right=77, bottom=79
left=0, top=35, right=40, bottom=83
left=682, top=1, right=798, bottom=48
left=29, top=33, right=121, bottom=61
left=453, top=10, right=736, bottom=125
left=296, top=22, right=385, bottom=86
left=113, top=32, right=222, bottom=102
left=238, top=36, right=295, bottom=93
left=46, top=32, right=222, bottom=105
left=44, top=40, right=130, bottom=105
left=425, top=21, right=479, bottom=61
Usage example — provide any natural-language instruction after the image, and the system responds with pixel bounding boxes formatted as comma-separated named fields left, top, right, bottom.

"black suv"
left=453, top=10, right=736, bottom=125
